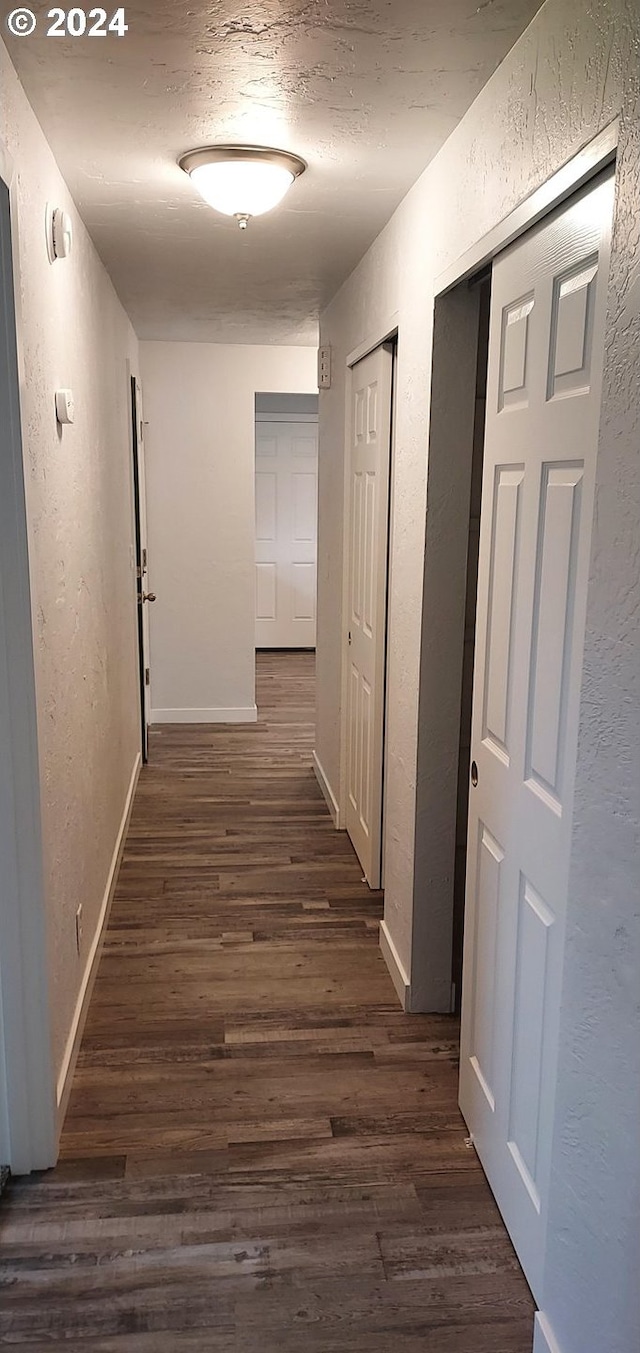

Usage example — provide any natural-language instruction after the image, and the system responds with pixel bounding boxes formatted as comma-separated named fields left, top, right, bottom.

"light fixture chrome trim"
left=179, top=145, right=307, bottom=180
left=179, top=144, right=307, bottom=228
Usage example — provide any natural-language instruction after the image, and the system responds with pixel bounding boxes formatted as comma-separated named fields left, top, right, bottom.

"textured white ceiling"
left=4, top=0, right=543, bottom=343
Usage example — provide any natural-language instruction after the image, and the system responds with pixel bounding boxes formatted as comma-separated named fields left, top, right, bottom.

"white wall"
left=140, top=342, right=317, bottom=723
left=317, top=1, right=639, bottom=1350
left=0, top=37, right=141, bottom=1121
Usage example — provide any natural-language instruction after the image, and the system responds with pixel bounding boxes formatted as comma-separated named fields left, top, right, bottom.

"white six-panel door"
left=255, top=420, right=318, bottom=648
left=346, top=345, right=394, bottom=889
left=459, top=172, right=614, bottom=1300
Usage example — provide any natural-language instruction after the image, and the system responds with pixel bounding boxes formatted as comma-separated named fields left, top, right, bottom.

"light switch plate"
left=318, top=344, right=332, bottom=389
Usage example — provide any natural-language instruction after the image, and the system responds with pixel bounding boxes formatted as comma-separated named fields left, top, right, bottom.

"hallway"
left=0, top=653, right=534, bottom=1349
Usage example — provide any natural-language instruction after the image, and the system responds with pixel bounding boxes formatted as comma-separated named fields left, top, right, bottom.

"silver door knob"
left=142, top=592, right=157, bottom=604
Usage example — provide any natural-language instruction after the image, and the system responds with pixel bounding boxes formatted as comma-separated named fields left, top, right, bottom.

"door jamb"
left=0, top=138, right=57, bottom=1174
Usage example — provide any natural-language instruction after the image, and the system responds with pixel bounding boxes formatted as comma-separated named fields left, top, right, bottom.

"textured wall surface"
left=318, top=0, right=629, bottom=983
left=0, top=38, right=141, bottom=1086
left=541, top=55, right=640, bottom=1353
left=3, top=0, right=543, bottom=345
left=140, top=341, right=317, bottom=720
left=318, top=2, right=639, bottom=1349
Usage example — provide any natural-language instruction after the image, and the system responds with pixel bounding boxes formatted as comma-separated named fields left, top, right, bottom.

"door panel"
left=256, top=562, right=277, bottom=621
left=292, top=562, right=315, bottom=621
left=526, top=464, right=584, bottom=804
left=468, top=823, right=504, bottom=1112
left=292, top=472, right=316, bottom=541
left=459, top=172, right=614, bottom=1300
left=255, top=420, right=318, bottom=648
left=345, top=345, right=393, bottom=888
left=482, top=465, right=524, bottom=756
left=255, top=472, right=277, bottom=542
left=507, top=876, right=554, bottom=1207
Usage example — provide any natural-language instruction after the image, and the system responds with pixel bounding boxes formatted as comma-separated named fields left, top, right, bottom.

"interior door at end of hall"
left=459, top=171, right=615, bottom=1301
left=131, top=376, right=153, bottom=760
left=346, top=343, right=394, bottom=890
left=255, top=420, right=318, bottom=648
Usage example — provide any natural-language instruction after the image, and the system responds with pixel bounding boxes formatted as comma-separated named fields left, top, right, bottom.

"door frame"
left=435, top=121, right=618, bottom=295
left=406, top=120, right=620, bottom=1015
left=254, top=398, right=320, bottom=652
left=128, top=369, right=150, bottom=761
left=338, top=325, right=398, bottom=859
left=0, top=139, right=57, bottom=1174
left=380, top=340, right=399, bottom=890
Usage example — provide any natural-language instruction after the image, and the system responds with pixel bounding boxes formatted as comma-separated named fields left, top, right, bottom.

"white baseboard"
left=533, top=1313, right=564, bottom=1353
left=312, top=750, right=340, bottom=826
left=151, top=705, right=258, bottom=725
left=380, top=919, right=411, bottom=1011
left=55, top=752, right=141, bottom=1123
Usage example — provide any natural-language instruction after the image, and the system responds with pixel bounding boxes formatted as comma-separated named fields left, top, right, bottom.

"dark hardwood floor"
left=0, top=651, right=534, bottom=1349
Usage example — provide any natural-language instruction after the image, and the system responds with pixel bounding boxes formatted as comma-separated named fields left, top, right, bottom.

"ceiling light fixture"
left=179, top=145, right=306, bottom=230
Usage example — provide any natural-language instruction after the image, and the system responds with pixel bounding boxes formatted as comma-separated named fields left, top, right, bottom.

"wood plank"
left=0, top=652, right=534, bottom=1349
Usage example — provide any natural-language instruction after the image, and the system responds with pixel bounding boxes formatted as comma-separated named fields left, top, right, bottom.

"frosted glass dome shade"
left=191, top=160, right=293, bottom=217
left=180, top=147, right=306, bottom=222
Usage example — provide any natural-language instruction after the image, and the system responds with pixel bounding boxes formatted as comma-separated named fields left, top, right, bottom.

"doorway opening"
left=254, top=392, right=319, bottom=653
left=416, top=164, right=615, bottom=1307
left=458, top=169, right=614, bottom=1302
left=342, top=340, right=396, bottom=892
